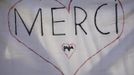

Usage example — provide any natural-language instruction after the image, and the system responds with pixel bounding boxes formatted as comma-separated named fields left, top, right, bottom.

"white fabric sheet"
left=0, top=0, right=134, bottom=75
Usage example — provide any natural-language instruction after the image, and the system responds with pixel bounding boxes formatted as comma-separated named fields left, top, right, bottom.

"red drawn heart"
left=62, top=43, right=76, bottom=59
left=8, top=0, right=125, bottom=75
left=55, top=0, right=73, bottom=12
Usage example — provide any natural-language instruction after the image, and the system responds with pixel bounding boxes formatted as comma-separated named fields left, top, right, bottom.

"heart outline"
left=55, top=0, right=73, bottom=12
left=62, top=43, right=76, bottom=59
left=8, top=0, right=125, bottom=75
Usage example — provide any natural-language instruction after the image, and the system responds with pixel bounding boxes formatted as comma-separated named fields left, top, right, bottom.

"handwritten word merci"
left=13, top=3, right=119, bottom=36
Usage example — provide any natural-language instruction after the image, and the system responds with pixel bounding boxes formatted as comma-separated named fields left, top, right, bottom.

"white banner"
left=0, top=0, right=134, bottom=75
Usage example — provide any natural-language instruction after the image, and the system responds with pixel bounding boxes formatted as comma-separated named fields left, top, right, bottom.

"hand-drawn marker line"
left=68, top=43, right=76, bottom=59
left=55, top=0, right=73, bottom=12
left=62, top=43, right=76, bottom=59
left=8, top=0, right=64, bottom=75
left=67, top=0, right=73, bottom=12
left=8, top=0, right=125, bottom=75
left=73, top=0, right=125, bottom=75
